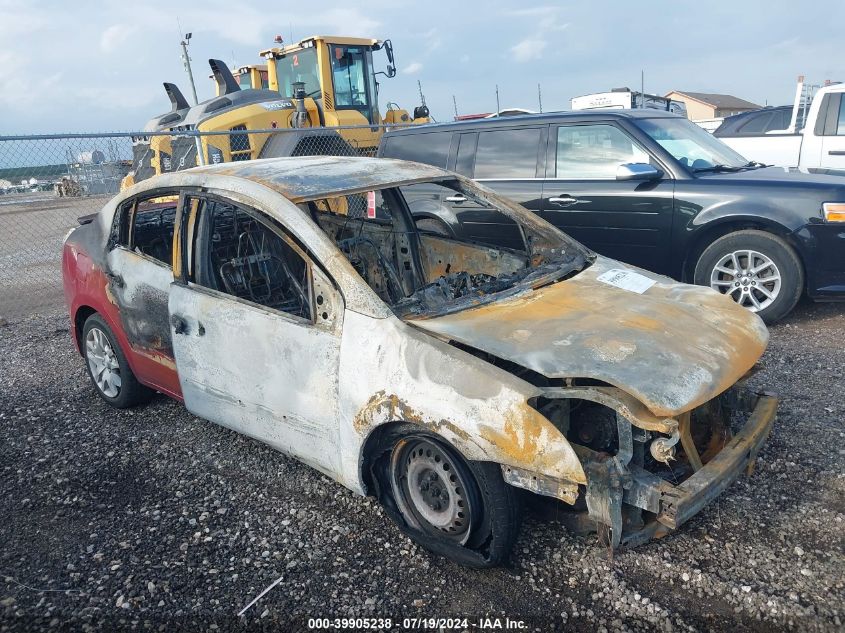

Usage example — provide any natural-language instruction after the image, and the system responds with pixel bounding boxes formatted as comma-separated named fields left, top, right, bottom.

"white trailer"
left=571, top=89, right=688, bottom=117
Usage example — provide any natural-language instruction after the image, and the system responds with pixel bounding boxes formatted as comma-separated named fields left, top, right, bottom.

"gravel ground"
left=1, top=301, right=843, bottom=632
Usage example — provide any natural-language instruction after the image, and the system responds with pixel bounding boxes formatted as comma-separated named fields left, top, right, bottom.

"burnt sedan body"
left=62, top=156, right=776, bottom=567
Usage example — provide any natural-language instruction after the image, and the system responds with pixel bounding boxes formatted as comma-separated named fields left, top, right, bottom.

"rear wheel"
left=694, top=230, right=803, bottom=324
left=82, top=314, right=152, bottom=408
left=372, top=425, right=521, bottom=568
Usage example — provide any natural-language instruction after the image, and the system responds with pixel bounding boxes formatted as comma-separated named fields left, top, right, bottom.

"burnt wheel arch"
left=362, top=421, right=522, bottom=568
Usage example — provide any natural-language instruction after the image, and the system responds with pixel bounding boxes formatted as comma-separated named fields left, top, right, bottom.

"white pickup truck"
left=716, top=81, right=845, bottom=170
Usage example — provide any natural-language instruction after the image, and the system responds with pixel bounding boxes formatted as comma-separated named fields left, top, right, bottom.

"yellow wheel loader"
left=124, top=35, right=430, bottom=188
left=211, top=64, right=269, bottom=94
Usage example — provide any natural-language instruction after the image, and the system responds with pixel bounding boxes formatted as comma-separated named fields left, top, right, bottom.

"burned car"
left=62, top=156, right=777, bottom=567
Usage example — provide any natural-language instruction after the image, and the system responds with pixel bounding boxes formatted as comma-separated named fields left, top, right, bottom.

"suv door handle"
left=548, top=196, right=579, bottom=206
left=445, top=194, right=467, bottom=203
left=829, top=150, right=845, bottom=156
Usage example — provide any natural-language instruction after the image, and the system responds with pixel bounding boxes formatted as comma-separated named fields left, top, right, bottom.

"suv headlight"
left=823, top=202, right=845, bottom=222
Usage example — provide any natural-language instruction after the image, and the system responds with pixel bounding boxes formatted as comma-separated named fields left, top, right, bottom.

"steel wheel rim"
left=85, top=327, right=122, bottom=398
left=389, top=438, right=473, bottom=545
left=709, top=249, right=781, bottom=312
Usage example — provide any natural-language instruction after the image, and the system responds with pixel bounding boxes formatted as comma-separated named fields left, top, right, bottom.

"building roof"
left=667, top=91, right=761, bottom=110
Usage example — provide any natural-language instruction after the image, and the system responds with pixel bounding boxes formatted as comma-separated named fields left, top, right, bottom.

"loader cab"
left=262, top=36, right=386, bottom=130
left=211, top=65, right=269, bottom=95
left=236, top=64, right=269, bottom=90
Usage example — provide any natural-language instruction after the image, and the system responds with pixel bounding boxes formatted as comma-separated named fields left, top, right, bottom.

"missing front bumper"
left=509, top=388, right=778, bottom=548
left=651, top=393, right=777, bottom=529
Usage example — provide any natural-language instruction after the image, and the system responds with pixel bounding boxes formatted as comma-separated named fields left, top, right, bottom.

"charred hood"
left=407, top=257, right=769, bottom=418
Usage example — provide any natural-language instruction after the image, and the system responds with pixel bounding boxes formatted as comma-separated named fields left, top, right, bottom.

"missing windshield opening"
left=308, top=180, right=591, bottom=319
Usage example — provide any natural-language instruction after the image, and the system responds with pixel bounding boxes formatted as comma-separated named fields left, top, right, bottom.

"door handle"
left=548, top=196, right=579, bottom=206
left=171, top=315, right=189, bottom=335
left=829, top=150, right=845, bottom=156
left=105, top=272, right=124, bottom=288
left=445, top=194, right=467, bottom=203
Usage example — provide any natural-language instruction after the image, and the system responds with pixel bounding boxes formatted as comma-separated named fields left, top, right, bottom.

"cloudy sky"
left=1, top=0, right=843, bottom=133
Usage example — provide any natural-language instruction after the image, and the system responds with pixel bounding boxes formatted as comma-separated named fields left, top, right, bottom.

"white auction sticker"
left=596, top=268, right=656, bottom=294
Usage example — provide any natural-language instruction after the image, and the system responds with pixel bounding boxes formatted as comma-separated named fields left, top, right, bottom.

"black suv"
left=378, top=110, right=845, bottom=322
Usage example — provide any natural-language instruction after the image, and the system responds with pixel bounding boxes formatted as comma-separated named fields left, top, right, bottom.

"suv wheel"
left=694, top=230, right=803, bottom=324
left=82, top=314, right=152, bottom=408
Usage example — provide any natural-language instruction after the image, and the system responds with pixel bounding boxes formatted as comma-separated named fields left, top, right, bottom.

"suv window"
left=838, top=98, right=845, bottom=136
left=772, top=109, right=792, bottom=132
left=382, top=132, right=451, bottom=168
left=738, top=111, right=774, bottom=135
left=189, top=196, right=312, bottom=321
left=455, top=133, right=477, bottom=176
left=555, top=124, right=651, bottom=179
left=474, top=128, right=541, bottom=179
left=121, top=193, right=178, bottom=266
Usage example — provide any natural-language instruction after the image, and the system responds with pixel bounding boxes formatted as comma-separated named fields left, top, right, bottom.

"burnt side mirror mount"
left=616, top=163, right=663, bottom=181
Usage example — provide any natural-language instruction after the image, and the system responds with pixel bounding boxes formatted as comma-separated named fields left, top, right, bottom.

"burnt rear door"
left=105, top=192, right=181, bottom=395
left=538, top=122, right=675, bottom=274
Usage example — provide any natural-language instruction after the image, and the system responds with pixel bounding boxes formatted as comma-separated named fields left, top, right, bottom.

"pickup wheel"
left=82, top=314, right=153, bottom=408
left=372, top=424, right=521, bottom=568
left=694, top=230, right=803, bottom=324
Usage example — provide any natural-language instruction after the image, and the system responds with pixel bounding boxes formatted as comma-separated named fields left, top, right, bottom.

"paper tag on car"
left=367, top=191, right=376, bottom=219
left=597, top=269, right=656, bottom=294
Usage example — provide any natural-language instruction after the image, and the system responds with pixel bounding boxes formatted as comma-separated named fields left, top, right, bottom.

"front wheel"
left=694, top=230, right=803, bottom=324
left=372, top=425, right=521, bottom=568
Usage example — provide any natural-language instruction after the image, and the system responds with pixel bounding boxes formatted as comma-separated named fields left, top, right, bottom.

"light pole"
left=180, top=32, right=199, bottom=105
left=179, top=32, right=204, bottom=165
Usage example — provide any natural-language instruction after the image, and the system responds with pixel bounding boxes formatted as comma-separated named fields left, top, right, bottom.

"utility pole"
left=452, top=95, right=458, bottom=118
left=538, top=83, right=543, bottom=113
left=495, top=85, right=500, bottom=113
left=640, top=69, right=645, bottom=105
left=180, top=32, right=199, bottom=105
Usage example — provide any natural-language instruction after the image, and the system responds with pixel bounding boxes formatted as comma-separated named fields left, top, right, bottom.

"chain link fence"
left=0, top=126, right=399, bottom=322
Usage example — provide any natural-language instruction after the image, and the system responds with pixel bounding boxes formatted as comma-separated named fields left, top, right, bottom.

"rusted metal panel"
left=335, top=310, right=588, bottom=493
left=192, top=156, right=451, bottom=203
left=408, top=255, right=769, bottom=418
left=657, top=394, right=777, bottom=529
left=501, top=465, right=579, bottom=505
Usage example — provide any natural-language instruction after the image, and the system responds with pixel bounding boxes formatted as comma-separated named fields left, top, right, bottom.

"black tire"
left=693, top=230, right=803, bottom=324
left=370, top=424, right=522, bottom=568
left=415, top=217, right=452, bottom=237
left=81, top=314, right=153, bottom=408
